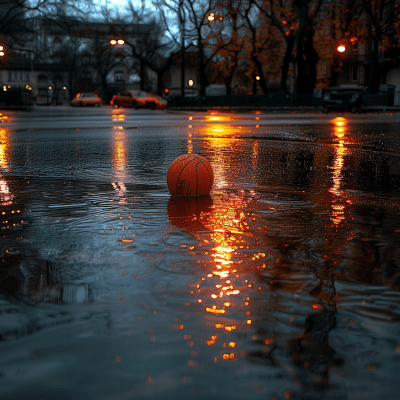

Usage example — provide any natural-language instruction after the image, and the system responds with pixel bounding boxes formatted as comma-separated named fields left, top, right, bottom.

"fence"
left=0, top=88, right=34, bottom=110
left=168, top=90, right=400, bottom=109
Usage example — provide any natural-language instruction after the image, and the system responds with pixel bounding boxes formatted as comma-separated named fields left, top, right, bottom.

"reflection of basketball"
left=167, top=195, right=213, bottom=232
left=167, top=153, right=214, bottom=196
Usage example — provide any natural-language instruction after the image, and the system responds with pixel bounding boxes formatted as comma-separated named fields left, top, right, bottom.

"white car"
left=71, top=92, right=102, bottom=106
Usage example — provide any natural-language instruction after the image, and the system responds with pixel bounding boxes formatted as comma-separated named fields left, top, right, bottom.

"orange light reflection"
left=201, top=124, right=244, bottom=189
left=0, top=128, right=10, bottom=170
left=111, top=128, right=128, bottom=201
left=329, top=118, right=349, bottom=225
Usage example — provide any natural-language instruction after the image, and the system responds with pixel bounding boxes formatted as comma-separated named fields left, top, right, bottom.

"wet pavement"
left=1, top=107, right=400, bottom=400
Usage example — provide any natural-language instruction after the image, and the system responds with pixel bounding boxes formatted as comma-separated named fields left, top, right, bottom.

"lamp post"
left=109, top=38, right=127, bottom=92
left=180, top=19, right=185, bottom=99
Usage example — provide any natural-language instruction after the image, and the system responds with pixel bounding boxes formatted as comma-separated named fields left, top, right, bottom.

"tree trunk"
left=368, top=34, right=381, bottom=91
left=252, top=55, right=268, bottom=94
left=280, top=35, right=295, bottom=92
left=140, top=61, right=144, bottom=91
left=296, top=22, right=318, bottom=93
left=198, top=46, right=208, bottom=96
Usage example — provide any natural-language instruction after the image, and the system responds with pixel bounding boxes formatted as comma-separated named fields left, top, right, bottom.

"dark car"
left=322, top=87, right=363, bottom=113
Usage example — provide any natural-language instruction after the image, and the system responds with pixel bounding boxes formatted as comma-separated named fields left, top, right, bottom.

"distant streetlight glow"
left=255, top=76, right=260, bottom=81
left=337, top=45, right=346, bottom=53
left=188, top=79, right=194, bottom=86
left=110, top=39, right=124, bottom=46
left=208, top=13, right=215, bottom=21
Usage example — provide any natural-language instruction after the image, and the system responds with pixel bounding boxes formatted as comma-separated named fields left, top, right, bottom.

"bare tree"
left=359, top=0, right=400, bottom=90
left=99, top=0, right=180, bottom=96
left=256, top=0, right=300, bottom=92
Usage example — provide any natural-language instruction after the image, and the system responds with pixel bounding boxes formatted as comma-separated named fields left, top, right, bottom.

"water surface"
left=1, top=109, right=400, bottom=399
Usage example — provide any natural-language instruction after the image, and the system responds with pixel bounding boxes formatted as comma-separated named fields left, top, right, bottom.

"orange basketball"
left=167, top=153, right=214, bottom=196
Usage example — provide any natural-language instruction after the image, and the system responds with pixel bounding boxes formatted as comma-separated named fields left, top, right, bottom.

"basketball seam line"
left=200, top=161, right=213, bottom=187
left=176, top=157, right=198, bottom=195
left=168, top=154, right=193, bottom=172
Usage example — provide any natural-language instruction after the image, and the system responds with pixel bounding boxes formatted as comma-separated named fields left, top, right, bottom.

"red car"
left=71, top=92, right=102, bottom=106
left=110, top=90, right=167, bottom=109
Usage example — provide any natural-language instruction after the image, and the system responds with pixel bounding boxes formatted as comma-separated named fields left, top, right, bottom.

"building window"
left=114, top=71, right=124, bottom=82
left=129, top=73, right=140, bottom=83
left=352, top=66, right=359, bottom=82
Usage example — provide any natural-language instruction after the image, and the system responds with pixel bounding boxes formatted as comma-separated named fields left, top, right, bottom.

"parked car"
left=110, top=90, right=167, bottom=109
left=322, top=87, right=364, bottom=113
left=148, top=93, right=168, bottom=109
left=70, top=92, right=102, bottom=106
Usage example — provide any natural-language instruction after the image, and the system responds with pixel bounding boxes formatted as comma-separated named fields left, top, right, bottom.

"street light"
left=0, top=45, right=4, bottom=57
left=337, top=45, right=346, bottom=53
left=110, top=39, right=125, bottom=46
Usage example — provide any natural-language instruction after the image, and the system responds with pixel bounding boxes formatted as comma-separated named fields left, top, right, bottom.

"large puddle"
left=1, top=111, right=400, bottom=399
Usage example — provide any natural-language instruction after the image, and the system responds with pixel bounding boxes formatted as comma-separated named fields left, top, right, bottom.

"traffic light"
left=164, top=88, right=169, bottom=94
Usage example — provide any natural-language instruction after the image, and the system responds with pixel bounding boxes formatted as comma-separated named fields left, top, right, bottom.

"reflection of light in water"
left=0, top=128, right=13, bottom=205
left=111, top=128, right=128, bottom=201
left=201, top=124, right=243, bottom=189
left=0, top=128, right=10, bottom=170
left=111, top=112, right=126, bottom=122
left=0, top=178, right=13, bottom=205
left=204, top=113, right=233, bottom=122
left=329, top=118, right=348, bottom=225
left=187, top=139, right=193, bottom=153
left=251, top=140, right=259, bottom=175
left=184, top=193, right=263, bottom=362
left=331, top=117, right=346, bottom=127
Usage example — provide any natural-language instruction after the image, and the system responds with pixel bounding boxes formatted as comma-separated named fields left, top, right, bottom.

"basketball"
left=167, top=153, right=214, bottom=196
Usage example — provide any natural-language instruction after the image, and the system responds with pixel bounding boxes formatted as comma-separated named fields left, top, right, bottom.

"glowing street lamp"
left=0, top=45, right=4, bottom=57
left=208, top=13, right=215, bottom=21
left=337, top=45, right=346, bottom=53
left=110, top=39, right=125, bottom=46
left=255, top=75, right=260, bottom=81
left=188, top=79, right=194, bottom=87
